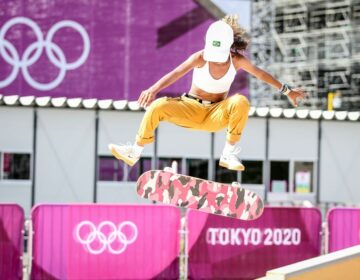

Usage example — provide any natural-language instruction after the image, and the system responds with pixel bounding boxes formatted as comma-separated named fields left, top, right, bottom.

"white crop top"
left=192, top=56, right=237, bottom=93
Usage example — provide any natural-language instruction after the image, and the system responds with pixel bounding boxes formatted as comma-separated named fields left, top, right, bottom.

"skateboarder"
left=109, top=15, right=306, bottom=171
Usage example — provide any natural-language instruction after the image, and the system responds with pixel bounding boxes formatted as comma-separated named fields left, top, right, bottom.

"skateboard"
left=136, top=170, right=264, bottom=220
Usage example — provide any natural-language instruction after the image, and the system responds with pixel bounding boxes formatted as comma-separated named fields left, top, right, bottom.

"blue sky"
left=212, top=0, right=251, bottom=30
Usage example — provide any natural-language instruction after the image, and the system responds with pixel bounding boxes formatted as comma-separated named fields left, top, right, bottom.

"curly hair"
left=222, top=15, right=249, bottom=56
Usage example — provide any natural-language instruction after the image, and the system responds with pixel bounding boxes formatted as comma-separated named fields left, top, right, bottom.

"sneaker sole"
left=110, top=146, right=137, bottom=167
left=219, top=161, right=245, bottom=171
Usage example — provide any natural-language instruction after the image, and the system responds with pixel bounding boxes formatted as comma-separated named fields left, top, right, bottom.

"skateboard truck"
left=231, top=181, right=242, bottom=188
left=163, top=160, right=179, bottom=173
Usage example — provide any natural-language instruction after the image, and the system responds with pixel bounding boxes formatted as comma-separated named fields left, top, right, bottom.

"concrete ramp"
left=257, top=245, right=360, bottom=280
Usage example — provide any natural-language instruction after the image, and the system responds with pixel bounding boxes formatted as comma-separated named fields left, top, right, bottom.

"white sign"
left=206, top=227, right=301, bottom=246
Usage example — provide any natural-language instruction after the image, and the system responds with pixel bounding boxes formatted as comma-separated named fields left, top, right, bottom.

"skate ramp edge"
left=256, top=245, right=360, bottom=280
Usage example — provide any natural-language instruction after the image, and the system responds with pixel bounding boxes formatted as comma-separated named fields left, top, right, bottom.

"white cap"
left=203, top=20, right=234, bottom=63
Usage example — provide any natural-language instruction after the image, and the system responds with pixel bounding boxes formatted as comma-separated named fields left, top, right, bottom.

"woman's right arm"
left=138, top=51, right=203, bottom=108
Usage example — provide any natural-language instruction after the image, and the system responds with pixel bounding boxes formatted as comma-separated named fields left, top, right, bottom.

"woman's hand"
left=287, top=88, right=307, bottom=107
left=138, top=89, right=157, bottom=108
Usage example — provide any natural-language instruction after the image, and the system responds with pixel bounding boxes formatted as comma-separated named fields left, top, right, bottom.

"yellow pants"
left=136, top=94, right=250, bottom=145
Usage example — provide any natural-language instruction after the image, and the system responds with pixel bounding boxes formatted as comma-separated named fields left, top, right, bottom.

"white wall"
left=0, top=107, right=33, bottom=215
left=97, top=111, right=155, bottom=203
left=0, top=107, right=34, bottom=150
left=35, top=108, right=95, bottom=203
left=214, top=117, right=267, bottom=159
left=268, top=119, right=318, bottom=202
left=97, top=182, right=152, bottom=204
left=320, top=121, right=360, bottom=203
left=269, top=119, right=318, bottom=160
left=1, top=106, right=360, bottom=209
left=98, top=111, right=154, bottom=156
left=157, top=122, right=211, bottom=158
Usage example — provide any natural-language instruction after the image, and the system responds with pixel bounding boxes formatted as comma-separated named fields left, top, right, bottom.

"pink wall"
left=30, top=204, right=181, bottom=279
left=0, top=204, right=24, bottom=280
left=186, top=207, right=322, bottom=279
left=327, top=207, right=360, bottom=253
left=4, top=203, right=360, bottom=279
left=0, top=0, right=249, bottom=100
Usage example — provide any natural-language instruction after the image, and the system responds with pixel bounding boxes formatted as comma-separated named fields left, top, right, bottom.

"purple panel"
left=186, top=207, right=321, bottom=280
left=0, top=204, right=24, bottom=280
left=327, top=207, right=360, bottom=253
left=128, top=164, right=139, bottom=182
left=98, top=157, right=123, bottom=181
left=30, top=204, right=180, bottom=280
left=0, top=0, right=248, bottom=100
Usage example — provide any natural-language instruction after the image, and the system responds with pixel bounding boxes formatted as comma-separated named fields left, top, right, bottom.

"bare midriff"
left=188, top=84, right=227, bottom=102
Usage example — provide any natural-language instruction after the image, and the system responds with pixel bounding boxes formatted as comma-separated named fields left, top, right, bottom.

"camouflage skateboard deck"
left=136, top=170, right=264, bottom=220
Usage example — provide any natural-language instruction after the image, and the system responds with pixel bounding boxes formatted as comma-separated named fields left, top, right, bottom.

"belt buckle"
left=202, top=100, right=212, bottom=106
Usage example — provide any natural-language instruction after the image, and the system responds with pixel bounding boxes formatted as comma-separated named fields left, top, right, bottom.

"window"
left=187, top=159, right=208, bottom=179
left=270, top=161, right=289, bottom=192
left=140, top=157, right=152, bottom=175
left=294, top=161, right=314, bottom=193
left=98, top=156, right=151, bottom=182
left=215, top=159, right=237, bottom=183
left=242, top=160, right=263, bottom=184
left=98, top=156, right=124, bottom=181
left=126, top=157, right=152, bottom=182
left=1, top=153, right=31, bottom=180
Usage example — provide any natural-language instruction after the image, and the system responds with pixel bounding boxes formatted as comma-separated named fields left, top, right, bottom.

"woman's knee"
left=145, top=97, right=177, bottom=122
left=146, top=97, right=169, bottom=113
left=229, top=94, right=250, bottom=111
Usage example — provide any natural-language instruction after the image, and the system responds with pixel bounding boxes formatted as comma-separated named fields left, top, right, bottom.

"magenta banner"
left=327, top=207, right=360, bottom=253
left=30, top=204, right=180, bottom=280
left=0, top=0, right=249, bottom=100
left=186, top=207, right=321, bottom=280
left=0, top=204, right=24, bottom=280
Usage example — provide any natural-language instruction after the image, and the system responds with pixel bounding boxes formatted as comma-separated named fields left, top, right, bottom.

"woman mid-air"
left=109, top=15, right=306, bottom=171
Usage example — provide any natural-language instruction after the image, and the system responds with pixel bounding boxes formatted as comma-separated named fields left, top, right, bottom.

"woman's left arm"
left=236, top=55, right=307, bottom=107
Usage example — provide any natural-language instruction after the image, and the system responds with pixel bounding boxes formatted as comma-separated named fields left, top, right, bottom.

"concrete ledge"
left=257, top=245, right=360, bottom=280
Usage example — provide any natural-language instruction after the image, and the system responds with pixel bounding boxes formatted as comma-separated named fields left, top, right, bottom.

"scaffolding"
left=250, top=0, right=360, bottom=110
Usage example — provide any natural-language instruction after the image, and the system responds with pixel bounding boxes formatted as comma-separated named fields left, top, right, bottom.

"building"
left=1, top=96, right=359, bottom=216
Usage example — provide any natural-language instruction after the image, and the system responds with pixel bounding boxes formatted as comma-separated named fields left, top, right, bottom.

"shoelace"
left=119, top=142, right=142, bottom=158
left=119, top=142, right=135, bottom=153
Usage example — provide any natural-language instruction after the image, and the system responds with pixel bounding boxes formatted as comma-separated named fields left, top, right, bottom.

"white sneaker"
left=219, top=147, right=245, bottom=171
left=108, top=143, right=140, bottom=166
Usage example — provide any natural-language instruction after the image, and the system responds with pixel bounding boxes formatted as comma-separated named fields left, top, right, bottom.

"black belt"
left=183, top=93, right=215, bottom=104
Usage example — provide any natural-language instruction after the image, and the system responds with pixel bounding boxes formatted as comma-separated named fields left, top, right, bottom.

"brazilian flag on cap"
left=212, top=40, right=221, bottom=47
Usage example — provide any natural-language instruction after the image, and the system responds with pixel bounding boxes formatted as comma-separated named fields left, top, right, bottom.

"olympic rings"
left=0, top=17, right=90, bottom=90
left=75, top=220, right=138, bottom=255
